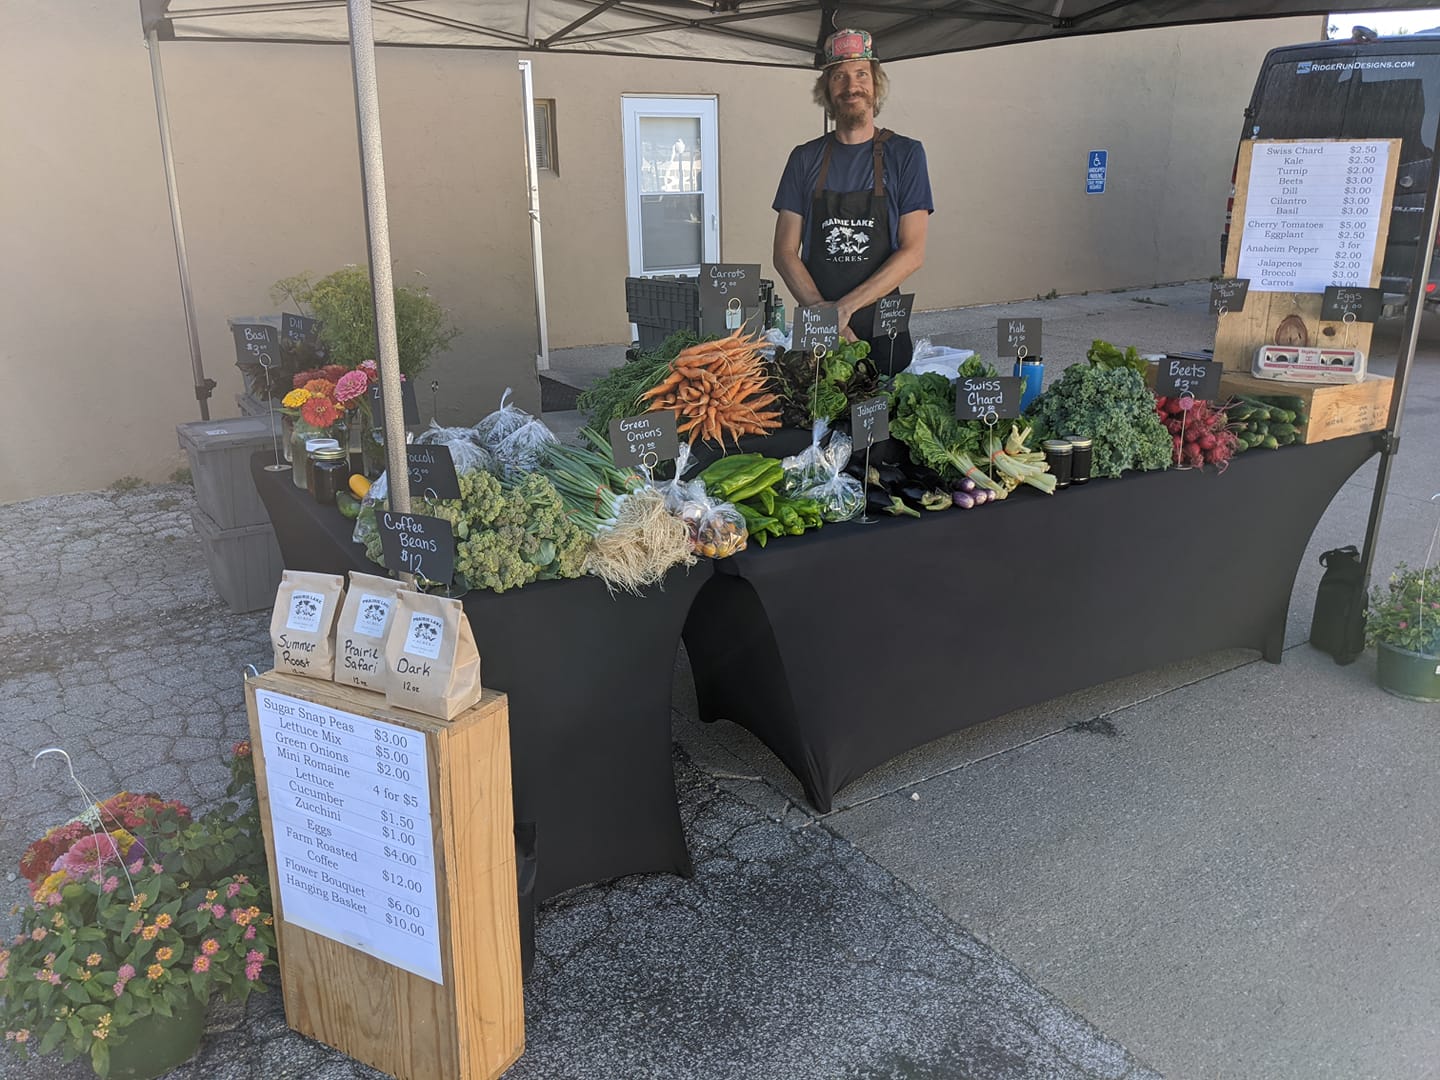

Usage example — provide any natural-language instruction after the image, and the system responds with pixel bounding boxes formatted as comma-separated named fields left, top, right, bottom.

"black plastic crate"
left=625, top=275, right=777, bottom=344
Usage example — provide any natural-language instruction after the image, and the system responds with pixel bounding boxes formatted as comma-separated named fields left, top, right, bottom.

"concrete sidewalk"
left=5, top=281, right=1439, bottom=1079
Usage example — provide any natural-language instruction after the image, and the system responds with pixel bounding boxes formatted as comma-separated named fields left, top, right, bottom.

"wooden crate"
left=245, top=671, right=524, bottom=1080
left=1219, top=371, right=1393, bottom=444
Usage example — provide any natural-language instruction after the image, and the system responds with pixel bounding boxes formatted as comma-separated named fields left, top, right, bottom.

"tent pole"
left=346, top=0, right=410, bottom=514
left=519, top=59, right=551, bottom=372
left=146, top=28, right=214, bottom=420
left=1358, top=114, right=1440, bottom=588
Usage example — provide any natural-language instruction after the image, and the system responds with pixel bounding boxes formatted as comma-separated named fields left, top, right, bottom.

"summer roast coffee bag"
left=271, top=570, right=346, bottom=679
left=383, top=590, right=483, bottom=720
left=334, top=571, right=405, bottom=692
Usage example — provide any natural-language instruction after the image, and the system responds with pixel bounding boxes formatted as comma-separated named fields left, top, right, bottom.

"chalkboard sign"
left=1321, top=285, right=1382, bottom=322
left=875, top=294, right=914, bottom=337
left=1155, top=356, right=1222, bottom=402
left=405, top=444, right=461, bottom=502
left=231, top=322, right=280, bottom=370
left=370, top=379, right=421, bottom=427
left=699, top=263, right=763, bottom=335
left=850, top=397, right=890, bottom=446
left=378, top=512, right=455, bottom=585
left=1209, top=278, right=1250, bottom=315
left=794, top=305, right=841, bottom=354
left=955, top=376, right=1022, bottom=421
left=996, top=318, right=1041, bottom=358
left=608, top=411, right=680, bottom=468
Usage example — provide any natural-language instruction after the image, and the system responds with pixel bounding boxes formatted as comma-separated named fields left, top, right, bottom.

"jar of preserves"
left=308, top=445, right=349, bottom=505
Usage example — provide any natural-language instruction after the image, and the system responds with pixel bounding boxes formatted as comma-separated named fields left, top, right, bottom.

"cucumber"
left=1261, top=435, right=1280, bottom=450
left=337, top=491, right=361, bottom=520
left=1269, top=423, right=1298, bottom=438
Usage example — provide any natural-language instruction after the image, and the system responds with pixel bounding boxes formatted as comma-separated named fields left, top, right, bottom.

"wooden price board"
left=1216, top=138, right=1400, bottom=372
left=245, top=671, right=524, bottom=1080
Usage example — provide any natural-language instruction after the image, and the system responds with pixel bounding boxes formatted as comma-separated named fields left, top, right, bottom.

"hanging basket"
left=1375, top=641, right=1440, bottom=703
left=103, top=992, right=207, bottom=1080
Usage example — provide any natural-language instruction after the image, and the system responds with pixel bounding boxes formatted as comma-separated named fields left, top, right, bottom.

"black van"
left=1223, top=30, right=1440, bottom=309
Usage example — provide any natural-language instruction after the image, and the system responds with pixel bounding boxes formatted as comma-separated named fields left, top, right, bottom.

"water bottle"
left=770, top=296, right=787, bottom=335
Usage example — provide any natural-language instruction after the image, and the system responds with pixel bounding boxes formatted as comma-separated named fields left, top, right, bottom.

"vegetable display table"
left=682, top=434, right=1379, bottom=813
left=251, top=456, right=704, bottom=909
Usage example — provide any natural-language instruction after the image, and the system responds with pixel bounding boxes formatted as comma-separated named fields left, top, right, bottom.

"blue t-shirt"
left=773, top=132, right=934, bottom=262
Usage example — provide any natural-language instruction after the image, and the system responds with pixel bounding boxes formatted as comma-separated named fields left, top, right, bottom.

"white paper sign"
left=1236, top=140, right=1391, bottom=293
left=255, top=690, right=443, bottom=985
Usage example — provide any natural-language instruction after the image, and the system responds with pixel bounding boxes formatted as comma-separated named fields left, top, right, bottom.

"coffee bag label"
left=353, top=594, right=395, bottom=639
left=404, top=613, right=445, bottom=660
left=286, top=591, right=326, bottom=634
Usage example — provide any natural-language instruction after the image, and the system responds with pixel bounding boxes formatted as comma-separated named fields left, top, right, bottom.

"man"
left=772, top=28, right=933, bottom=374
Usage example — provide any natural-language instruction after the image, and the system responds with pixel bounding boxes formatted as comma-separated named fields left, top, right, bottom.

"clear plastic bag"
left=656, top=444, right=705, bottom=514
left=781, top=419, right=833, bottom=497
left=414, top=420, right=495, bottom=475
left=474, top=389, right=555, bottom=479
left=786, top=429, right=864, bottom=522
left=661, top=446, right=747, bottom=557
left=352, top=471, right=388, bottom=558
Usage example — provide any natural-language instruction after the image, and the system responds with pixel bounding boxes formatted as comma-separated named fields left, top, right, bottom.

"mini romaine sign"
left=794, top=304, right=841, bottom=354
left=378, top=512, right=454, bottom=584
left=955, top=376, right=1022, bottom=421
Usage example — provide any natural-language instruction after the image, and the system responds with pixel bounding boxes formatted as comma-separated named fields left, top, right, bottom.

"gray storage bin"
left=191, top=505, right=284, bottom=614
left=176, top=416, right=286, bottom=529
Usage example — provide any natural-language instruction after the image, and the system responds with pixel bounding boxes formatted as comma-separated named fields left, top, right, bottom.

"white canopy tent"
left=134, top=0, right=1440, bottom=590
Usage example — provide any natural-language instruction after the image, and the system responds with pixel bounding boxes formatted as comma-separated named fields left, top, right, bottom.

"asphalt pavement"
left=4, top=281, right=1438, bottom=1079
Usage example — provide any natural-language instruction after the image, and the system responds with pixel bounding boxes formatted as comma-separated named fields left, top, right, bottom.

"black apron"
left=804, top=129, right=913, bottom=375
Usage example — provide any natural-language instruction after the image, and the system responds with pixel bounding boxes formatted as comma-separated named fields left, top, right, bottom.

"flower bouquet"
left=279, top=361, right=379, bottom=478
left=1, top=744, right=274, bottom=1078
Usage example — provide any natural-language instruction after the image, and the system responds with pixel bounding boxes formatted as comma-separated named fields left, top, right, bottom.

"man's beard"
left=833, top=92, right=872, bottom=127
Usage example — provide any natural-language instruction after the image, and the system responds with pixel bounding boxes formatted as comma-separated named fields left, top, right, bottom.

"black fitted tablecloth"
left=251, top=455, right=706, bottom=904
left=682, top=434, right=1379, bottom=812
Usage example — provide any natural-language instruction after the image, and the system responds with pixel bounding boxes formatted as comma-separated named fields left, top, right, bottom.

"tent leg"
left=1358, top=113, right=1440, bottom=587
left=346, top=0, right=411, bottom=514
left=146, top=28, right=213, bottom=420
left=519, top=59, right=551, bottom=372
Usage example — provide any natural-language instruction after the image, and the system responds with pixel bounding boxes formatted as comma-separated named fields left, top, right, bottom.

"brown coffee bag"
left=334, top=571, right=405, bottom=692
left=384, top=590, right=483, bottom=720
left=271, top=570, right=346, bottom=679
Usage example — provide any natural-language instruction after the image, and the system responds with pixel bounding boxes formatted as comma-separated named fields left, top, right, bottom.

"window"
left=533, top=99, right=558, bottom=175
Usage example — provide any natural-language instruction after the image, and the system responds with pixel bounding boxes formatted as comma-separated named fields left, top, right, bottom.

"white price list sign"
left=1236, top=140, right=1392, bottom=293
left=255, top=690, right=443, bottom=985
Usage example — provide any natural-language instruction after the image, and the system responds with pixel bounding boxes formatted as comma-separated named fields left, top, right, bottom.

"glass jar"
left=1041, top=439, right=1073, bottom=488
left=296, top=436, right=339, bottom=493
left=309, top=445, right=349, bottom=506
left=1063, top=435, right=1093, bottom=484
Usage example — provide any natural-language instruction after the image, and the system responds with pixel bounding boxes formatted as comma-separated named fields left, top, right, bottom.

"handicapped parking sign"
left=1086, top=149, right=1107, bottom=195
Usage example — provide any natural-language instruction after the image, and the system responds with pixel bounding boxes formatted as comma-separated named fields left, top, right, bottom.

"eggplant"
left=874, top=463, right=907, bottom=489
left=865, top=488, right=895, bottom=515
left=897, top=483, right=929, bottom=511
left=902, top=463, right=946, bottom=490
left=952, top=490, right=976, bottom=509
left=958, top=477, right=977, bottom=494
left=883, top=495, right=921, bottom=518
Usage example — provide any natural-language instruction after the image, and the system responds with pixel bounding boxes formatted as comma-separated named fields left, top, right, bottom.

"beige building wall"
left=1, top=1, right=536, bottom=503
left=533, top=17, right=1322, bottom=347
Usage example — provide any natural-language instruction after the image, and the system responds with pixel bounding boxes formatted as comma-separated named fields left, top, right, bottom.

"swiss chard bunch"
left=1024, top=362, right=1171, bottom=478
left=887, top=356, right=1001, bottom=482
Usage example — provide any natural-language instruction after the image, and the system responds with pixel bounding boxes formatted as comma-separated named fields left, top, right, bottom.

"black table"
left=252, top=456, right=705, bottom=905
left=682, top=434, right=1379, bottom=812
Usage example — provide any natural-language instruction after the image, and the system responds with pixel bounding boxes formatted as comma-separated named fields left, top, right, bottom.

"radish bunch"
left=1154, top=396, right=1239, bottom=471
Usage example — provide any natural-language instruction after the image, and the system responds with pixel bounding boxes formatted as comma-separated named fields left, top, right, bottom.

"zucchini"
left=337, top=491, right=362, bottom=520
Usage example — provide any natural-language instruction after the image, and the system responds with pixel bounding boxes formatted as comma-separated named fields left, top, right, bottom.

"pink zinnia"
left=53, top=833, right=122, bottom=877
left=334, top=369, right=369, bottom=404
left=359, top=359, right=378, bottom=379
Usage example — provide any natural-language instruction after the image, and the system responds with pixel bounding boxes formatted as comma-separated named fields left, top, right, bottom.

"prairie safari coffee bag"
left=384, top=590, right=482, bottom=720
left=271, top=570, right=346, bottom=679
left=335, top=571, right=405, bottom=691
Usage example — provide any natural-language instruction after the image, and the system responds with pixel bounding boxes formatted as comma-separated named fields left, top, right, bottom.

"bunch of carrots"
left=639, top=328, right=783, bottom=447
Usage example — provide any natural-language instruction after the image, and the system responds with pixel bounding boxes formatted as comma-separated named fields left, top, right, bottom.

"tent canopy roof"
left=140, top=1, right=1433, bottom=68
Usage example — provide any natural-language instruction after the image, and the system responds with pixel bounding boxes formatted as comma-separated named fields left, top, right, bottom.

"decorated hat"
left=822, top=28, right=875, bottom=67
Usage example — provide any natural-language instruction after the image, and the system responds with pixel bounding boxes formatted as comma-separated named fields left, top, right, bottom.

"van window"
left=1252, top=55, right=1438, bottom=164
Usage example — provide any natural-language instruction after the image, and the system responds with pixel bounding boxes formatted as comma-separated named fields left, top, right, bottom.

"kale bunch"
left=1024, top=363, right=1171, bottom=478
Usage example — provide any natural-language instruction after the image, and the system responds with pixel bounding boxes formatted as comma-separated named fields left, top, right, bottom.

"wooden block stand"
left=244, top=671, right=524, bottom=1080
left=1219, top=371, right=1393, bottom=444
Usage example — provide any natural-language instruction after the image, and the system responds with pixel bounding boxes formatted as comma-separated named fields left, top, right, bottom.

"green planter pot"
left=104, top=992, right=207, bottom=1080
left=1376, top=641, right=1440, bottom=703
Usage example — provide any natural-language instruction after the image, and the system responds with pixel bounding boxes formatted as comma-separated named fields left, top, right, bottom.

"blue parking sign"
left=1086, top=149, right=1107, bottom=195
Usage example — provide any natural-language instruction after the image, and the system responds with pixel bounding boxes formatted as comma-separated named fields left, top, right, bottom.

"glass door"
left=622, top=96, right=720, bottom=277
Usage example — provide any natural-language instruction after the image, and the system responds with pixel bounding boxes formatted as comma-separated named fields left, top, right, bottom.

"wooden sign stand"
left=1216, top=138, right=1401, bottom=372
left=244, top=671, right=524, bottom=1080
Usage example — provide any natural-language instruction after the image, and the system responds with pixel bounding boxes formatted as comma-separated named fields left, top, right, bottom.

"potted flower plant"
left=1, top=744, right=275, bottom=1079
left=1367, top=561, right=1440, bottom=702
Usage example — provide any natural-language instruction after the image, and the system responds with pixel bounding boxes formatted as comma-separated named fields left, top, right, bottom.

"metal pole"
left=146, top=28, right=214, bottom=420
left=518, top=60, right=551, bottom=371
left=1358, top=117, right=1440, bottom=587
left=345, top=0, right=410, bottom=514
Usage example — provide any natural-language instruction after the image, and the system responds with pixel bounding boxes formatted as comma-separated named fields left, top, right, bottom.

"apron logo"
left=823, top=218, right=873, bottom=260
